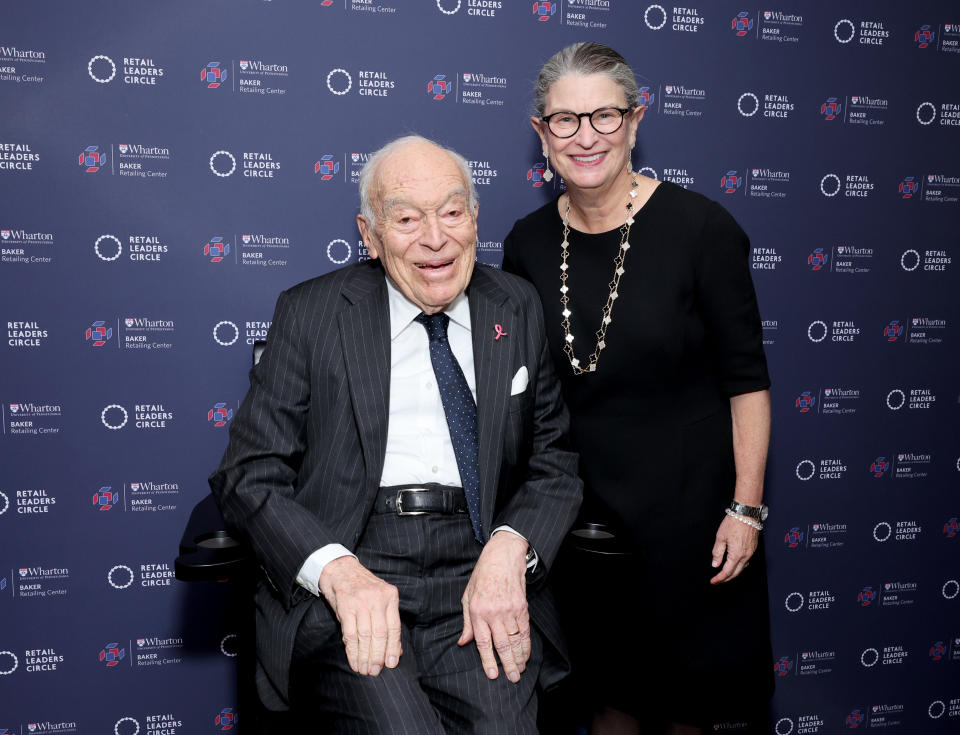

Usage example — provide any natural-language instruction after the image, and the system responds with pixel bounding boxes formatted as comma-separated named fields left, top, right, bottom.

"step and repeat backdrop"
left=1, top=1, right=958, bottom=732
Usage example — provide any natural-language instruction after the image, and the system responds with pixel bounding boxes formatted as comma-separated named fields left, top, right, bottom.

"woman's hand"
left=709, top=514, right=759, bottom=584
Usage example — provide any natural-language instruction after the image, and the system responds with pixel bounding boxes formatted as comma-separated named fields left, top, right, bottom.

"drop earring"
left=542, top=150, right=554, bottom=182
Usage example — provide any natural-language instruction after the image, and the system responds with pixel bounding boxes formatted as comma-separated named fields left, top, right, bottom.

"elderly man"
left=209, top=135, right=581, bottom=733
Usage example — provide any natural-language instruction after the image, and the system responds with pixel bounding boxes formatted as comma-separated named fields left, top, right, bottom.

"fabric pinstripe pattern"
left=209, top=259, right=582, bottom=716
left=290, top=512, right=541, bottom=733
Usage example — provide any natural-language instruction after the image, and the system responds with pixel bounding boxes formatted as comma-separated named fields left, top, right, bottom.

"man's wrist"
left=297, top=544, right=356, bottom=597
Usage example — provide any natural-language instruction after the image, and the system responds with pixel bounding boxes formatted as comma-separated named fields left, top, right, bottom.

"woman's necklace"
left=559, top=173, right=638, bottom=375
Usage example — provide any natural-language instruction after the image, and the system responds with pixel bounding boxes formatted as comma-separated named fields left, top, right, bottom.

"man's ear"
left=357, top=215, right=379, bottom=260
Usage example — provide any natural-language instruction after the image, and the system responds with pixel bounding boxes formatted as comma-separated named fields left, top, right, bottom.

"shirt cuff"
left=492, top=525, right=538, bottom=572
left=296, top=543, right=357, bottom=597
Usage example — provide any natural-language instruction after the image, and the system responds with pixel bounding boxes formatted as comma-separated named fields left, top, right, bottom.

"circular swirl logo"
left=885, top=389, right=906, bottom=411
left=795, top=460, right=816, bottom=481
left=95, top=234, right=123, bottom=262
left=209, top=150, right=237, bottom=177
left=928, top=700, right=946, bottom=719
left=860, top=647, right=879, bottom=667
left=115, top=717, right=141, bottom=735
left=942, top=579, right=959, bottom=599
left=873, top=521, right=892, bottom=542
left=820, top=173, right=841, bottom=197
left=644, top=5, right=667, bottom=30
left=326, top=68, right=353, bottom=95
left=213, top=321, right=240, bottom=347
left=220, top=633, right=239, bottom=658
left=0, top=490, right=9, bottom=515
left=834, top=19, right=855, bottom=43
left=88, top=55, right=117, bottom=83
left=807, top=320, right=828, bottom=342
left=900, top=248, right=920, bottom=271
left=0, top=650, right=19, bottom=675
left=737, top=92, right=760, bottom=117
left=774, top=718, right=794, bottom=735
left=101, top=404, right=129, bottom=430
left=108, top=564, right=135, bottom=589
left=436, top=0, right=460, bottom=13
left=916, top=101, right=937, bottom=125
left=326, top=238, right=352, bottom=265
left=784, top=591, right=804, bottom=612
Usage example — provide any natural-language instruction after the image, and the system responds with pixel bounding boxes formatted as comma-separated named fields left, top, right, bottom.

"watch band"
left=728, top=500, right=769, bottom=522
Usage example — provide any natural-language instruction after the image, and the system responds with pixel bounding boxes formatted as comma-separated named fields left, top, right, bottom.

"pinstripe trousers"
left=289, top=509, right=542, bottom=734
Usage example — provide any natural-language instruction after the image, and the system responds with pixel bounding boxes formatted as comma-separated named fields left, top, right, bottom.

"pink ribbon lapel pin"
left=493, top=324, right=508, bottom=341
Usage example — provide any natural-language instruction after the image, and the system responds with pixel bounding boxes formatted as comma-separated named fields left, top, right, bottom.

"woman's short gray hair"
left=533, top=42, right=639, bottom=117
left=358, top=135, right=478, bottom=229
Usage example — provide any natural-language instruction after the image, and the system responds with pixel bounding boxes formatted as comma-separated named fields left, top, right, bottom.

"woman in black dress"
left=502, top=43, right=773, bottom=734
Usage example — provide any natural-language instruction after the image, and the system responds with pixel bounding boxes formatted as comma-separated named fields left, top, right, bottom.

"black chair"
left=175, top=341, right=294, bottom=734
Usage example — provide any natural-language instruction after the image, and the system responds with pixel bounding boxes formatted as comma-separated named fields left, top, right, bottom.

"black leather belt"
left=375, top=483, right=468, bottom=516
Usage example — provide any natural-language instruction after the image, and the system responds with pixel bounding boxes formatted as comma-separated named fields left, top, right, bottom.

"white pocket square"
left=510, top=366, right=529, bottom=395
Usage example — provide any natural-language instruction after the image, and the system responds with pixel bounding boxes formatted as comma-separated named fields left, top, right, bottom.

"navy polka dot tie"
left=415, top=312, right=482, bottom=542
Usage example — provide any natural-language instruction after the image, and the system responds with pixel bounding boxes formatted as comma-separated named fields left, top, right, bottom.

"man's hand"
left=318, top=556, right=402, bottom=676
left=458, top=532, right=530, bottom=683
left=710, top=514, right=759, bottom=584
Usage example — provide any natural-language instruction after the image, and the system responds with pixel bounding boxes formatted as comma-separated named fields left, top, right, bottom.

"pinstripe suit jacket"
left=209, top=259, right=582, bottom=710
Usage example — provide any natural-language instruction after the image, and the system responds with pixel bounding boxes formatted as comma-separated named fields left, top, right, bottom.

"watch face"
left=760, top=505, right=769, bottom=521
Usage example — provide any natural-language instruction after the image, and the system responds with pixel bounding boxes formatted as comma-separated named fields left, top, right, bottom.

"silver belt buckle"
left=395, top=488, right=428, bottom=516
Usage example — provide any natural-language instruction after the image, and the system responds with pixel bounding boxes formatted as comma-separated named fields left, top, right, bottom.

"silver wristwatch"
left=728, top=500, right=769, bottom=522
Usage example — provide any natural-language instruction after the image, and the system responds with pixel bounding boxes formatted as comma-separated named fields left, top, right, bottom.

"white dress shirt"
left=297, top=276, right=532, bottom=596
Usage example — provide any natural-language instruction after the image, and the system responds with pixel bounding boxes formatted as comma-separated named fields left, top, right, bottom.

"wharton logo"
left=204, top=236, right=230, bottom=263
left=208, top=403, right=233, bottom=427
left=86, top=321, right=113, bottom=347
left=99, top=642, right=126, bottom=667
left=215, top=708, right=237, bottom=731
left=773, top=655, right=793, bottom=676
left=845, top=710, right=865, bottom=728
left=915, top=25, right=935, bottom=48
left=883, top=321, right=903, bottom=342
left=784, top=527, right=804, bottom=548
left=732, top=11, right=754, bottom=36
left=527, top=163, right=547, bottom=188
left=871, top=456, right=889, bottom=477
left=899, top=177, right=919, bottom=199
left=202, top=61, right=228, bottom=88
left=427, top=74, right=450, bottom=101
left=314, top=155, right=340, bottom=180
left=795, top=391, right=816, bottom=413
left=721, top=171, right=742, bottom=194
left=93, top=486, right=120, bottom=511
left=808, top=248, right=828, bottom=270
left=821, top=97, right=842, bottom=121
left=532, top=2, right=557, bottom=22
left=79, top=146, right=107, bottom=173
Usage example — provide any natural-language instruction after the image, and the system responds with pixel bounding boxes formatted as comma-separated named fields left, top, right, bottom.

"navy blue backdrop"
left=1, top=1, right=958, bottom=733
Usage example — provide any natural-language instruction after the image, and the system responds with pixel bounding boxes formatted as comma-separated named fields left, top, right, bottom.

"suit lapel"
left=468, top=267, right=513, bottom=538
left=339, top=264, right=390, bottom=499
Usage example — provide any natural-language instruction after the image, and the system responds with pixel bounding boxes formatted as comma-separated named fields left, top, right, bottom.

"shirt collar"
left=385, top=274, right=471, bottom=341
